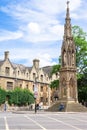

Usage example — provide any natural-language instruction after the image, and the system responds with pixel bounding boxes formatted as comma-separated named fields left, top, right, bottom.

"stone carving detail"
left=72, top=52, right=74, bottom=66
left=61, top=78, right=66, bottom=97
left=63, top=50, right=67, bottom=66
left=69, top=78, right=75, bottom=98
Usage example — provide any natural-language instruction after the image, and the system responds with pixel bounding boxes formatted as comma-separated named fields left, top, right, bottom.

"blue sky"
left=0, top=0, right=87, bottom=67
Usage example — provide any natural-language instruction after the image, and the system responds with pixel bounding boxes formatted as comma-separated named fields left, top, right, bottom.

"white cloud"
left=0, top=0, right=87, bottom=67
left=4, top=42, right=60, bottom=67
left=19, top=22, right=64, bottom=43
left=49, top=25, right=64, bottom=35
left=28, top=22, right=41, bottom=34
left=37, top=53, right=57, bottom=67
left=0, top=30, right=23, bottom=42
left=0, top=0, right=84, bottom=43
left=69, top=0, right=82, bottom=11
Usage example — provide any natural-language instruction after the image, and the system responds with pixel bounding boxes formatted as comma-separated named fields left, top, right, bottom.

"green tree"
left=20, top=88, right=34, bottom=105
left=7, top=87, right=34, bottom=106
left=77, top=68, right=87, bottom=102
left=0, top=87, right=6, bottom=105
left=51, top=64, right=60, bottom=75
left=6, top=91, right=13, bottom=105
left=72, top=26, right=87, bottom=102
left=50, top=64, right=60, bottom=89
left=72, top=25, right=87, bottom=73
left=50, top=80, right=59, bottom=89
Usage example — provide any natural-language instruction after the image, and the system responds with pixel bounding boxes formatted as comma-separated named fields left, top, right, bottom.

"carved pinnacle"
left=67, top=1, right=70, bottom=8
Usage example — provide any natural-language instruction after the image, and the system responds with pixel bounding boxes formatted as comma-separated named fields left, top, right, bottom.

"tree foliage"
left=77, top=68, right=87, bottom=102
left=50, top=64, right=60, bottom=89
left=10, top=87, right=34, bottom=106
left=78, top=86, right=87, bottom=102
left=51, top=64, right=60, bottom=75
left=72, top=26, right=87, bottom=73
left=0, top=87, right=34, bottom=106
left=50, top=80, right=59, bottom=89
left=0, top=87, right=6, bottom=105
left=72, top=26, right=87, bottom=102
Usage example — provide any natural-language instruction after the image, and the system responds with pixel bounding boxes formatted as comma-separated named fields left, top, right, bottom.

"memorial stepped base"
left=46, top=100, right=87, bottom=112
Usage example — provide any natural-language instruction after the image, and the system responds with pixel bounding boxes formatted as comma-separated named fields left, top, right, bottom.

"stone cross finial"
left=67, top=1, right=70, bottom=8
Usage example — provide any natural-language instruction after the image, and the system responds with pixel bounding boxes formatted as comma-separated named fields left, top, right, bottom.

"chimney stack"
left=33, top=59, right=39, bottom=69
left=4, top=51, right=9, bottom=60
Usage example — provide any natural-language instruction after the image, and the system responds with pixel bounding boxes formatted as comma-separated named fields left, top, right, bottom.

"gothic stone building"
left=0, top=51, right=59, bottom=105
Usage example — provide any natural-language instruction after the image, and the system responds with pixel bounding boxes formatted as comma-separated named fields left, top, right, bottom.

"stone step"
left=46, top=101, right=87, bottom=112
left=66, top=103, right=87, bottom=112
left=46, top=101, right=66, bottom=112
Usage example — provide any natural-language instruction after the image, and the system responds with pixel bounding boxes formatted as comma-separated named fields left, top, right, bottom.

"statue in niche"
left=68, top=45, right=72, bottom=66
left=62, top=78, right=66, bottom=96
left=72, top=51, right=74, bottom=66
left=63, top=50, right=66, bottom=66
left=69, top=78, right=75, bottom=98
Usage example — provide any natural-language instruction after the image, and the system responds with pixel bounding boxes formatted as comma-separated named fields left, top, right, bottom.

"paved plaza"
left=0, top=111, right=87, bottom=130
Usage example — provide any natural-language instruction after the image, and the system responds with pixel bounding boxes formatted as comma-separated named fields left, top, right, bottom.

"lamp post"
left=35, top=98, right=37, bottom=113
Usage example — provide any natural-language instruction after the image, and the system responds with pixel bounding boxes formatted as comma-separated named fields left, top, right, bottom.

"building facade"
left=0, top=51, right=59, bottom=105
